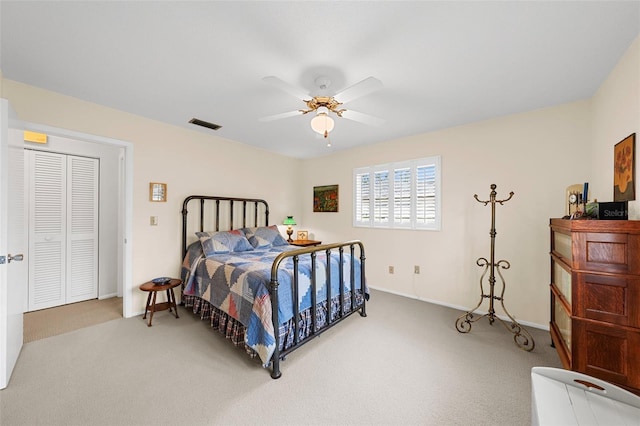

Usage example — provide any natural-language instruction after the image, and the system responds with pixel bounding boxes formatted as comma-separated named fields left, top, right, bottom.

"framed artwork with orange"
left=614, top=133, right=636, bottom=202
left=313, top=185, right=338, bottom=212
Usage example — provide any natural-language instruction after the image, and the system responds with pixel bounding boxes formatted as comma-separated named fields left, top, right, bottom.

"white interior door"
left=27, top=150, right=99, bottom=311
left=0, top=99, right=26, bottom=389
left=66, top=155, right=98, bottom=304
left=27, top=151, right=66, bottom=311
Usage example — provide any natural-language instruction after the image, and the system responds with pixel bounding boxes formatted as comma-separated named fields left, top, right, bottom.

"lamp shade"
left=283, top=216, right=296, bottom=226
left=310, top=107, right=334, bottom=137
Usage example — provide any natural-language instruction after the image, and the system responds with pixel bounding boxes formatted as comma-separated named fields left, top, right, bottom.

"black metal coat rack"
left=455, top=184, right=535, bottom=351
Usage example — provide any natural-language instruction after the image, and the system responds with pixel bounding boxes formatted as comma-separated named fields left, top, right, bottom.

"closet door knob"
left=7, top=253, right=24, bottom=263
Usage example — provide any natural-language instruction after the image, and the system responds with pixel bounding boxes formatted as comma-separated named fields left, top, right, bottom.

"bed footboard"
left=269, top=241, right=367, bottom=379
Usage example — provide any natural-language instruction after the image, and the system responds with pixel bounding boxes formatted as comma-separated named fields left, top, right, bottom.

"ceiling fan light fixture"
left=310, top=107, right=334, bottom=138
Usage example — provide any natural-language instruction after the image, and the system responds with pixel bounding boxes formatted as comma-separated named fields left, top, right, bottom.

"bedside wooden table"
left=290, top=239, right=322, bottom=247
left=139, top=278, right=181, bottom=327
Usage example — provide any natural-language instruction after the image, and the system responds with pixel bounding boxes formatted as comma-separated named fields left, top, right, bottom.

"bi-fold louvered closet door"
left=25, top=150, right=99, bottom=311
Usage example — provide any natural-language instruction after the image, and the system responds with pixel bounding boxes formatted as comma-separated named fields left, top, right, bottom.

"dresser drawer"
left=574, top=232, right=640, bottom=275
left=573, top=318, right=640, bottom=390
left=575, top=273, right=640, bottom=327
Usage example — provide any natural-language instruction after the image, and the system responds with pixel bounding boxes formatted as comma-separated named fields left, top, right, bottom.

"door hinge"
left=0, top=256, right=5, bottom=265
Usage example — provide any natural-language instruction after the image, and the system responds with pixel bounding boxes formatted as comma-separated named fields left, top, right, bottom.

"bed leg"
left=358, top=294, right=367, bottom=317
left=271, top=359, right=282, bottom=379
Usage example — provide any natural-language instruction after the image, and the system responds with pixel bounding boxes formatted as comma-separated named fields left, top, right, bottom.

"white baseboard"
left=368, top=285, right=550, bottom=331
left=99, top=293, right=118, bottom=300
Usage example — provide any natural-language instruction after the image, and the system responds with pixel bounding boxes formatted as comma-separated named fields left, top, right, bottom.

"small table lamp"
left=283, top=216, right=296, bottom=242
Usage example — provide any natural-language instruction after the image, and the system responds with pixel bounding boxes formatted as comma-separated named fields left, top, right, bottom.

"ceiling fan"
left=260, top=75, right=384, bottom=139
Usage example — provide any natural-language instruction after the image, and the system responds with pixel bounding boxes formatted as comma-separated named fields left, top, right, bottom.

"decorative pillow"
left=241, top=225, right=288, bottom=249
left=196, top=230, right=254, bottom=256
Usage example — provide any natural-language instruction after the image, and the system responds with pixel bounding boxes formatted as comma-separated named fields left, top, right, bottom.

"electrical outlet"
left=414, top=265, right=420, bottom=274
left=388, top=266, right=394, bottom=274
left=150, top=216, right=158, bottom=226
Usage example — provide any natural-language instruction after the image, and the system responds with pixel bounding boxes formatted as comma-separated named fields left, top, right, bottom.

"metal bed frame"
left=181, top=195, right=367, bottom=378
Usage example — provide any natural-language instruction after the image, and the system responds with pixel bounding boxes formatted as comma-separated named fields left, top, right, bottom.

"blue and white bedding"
left=180, top=230, right=365, bottom=366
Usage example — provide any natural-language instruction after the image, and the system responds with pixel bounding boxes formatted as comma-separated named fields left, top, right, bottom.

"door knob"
left=7, top=254, right=24, bottom=263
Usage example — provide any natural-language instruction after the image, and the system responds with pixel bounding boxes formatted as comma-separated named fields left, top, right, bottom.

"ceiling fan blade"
left=334, top=77, right=383, bottom=104
left=259, top=110, right=303, bottom=122
left=262, top=76, right=309, bottom=101
left=341, top=109, right=385, bottom=127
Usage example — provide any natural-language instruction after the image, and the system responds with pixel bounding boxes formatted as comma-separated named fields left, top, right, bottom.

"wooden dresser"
left=549, top=218, right=640, bottom=395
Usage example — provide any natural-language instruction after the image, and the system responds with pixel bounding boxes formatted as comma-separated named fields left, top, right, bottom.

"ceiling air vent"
left=189, top=118, right=221, bottom=131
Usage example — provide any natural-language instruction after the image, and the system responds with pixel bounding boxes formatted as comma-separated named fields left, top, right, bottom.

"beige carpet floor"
left=3, top=289, right=562, bottom=425
left=23, top=297, right=123, bottom=343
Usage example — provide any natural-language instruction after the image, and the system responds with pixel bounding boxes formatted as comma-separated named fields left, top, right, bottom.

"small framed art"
left=297, top=230, right=308, bottom=240
left=614, top=133, right=636, bottom=202
left=149, top=182, right=167, bottom=202
left=313, top=184, right=339, bottom=212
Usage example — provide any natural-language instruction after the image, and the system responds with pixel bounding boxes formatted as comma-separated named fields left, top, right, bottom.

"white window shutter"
left=354, top=171, right=371, bottom=226
left=415, top=162, right=439, bottom=230
left=66, top=156, right=99, bottom=303
left=373, top=170, right=389, bottom=225
left=393, top=167, right=411, bottom=226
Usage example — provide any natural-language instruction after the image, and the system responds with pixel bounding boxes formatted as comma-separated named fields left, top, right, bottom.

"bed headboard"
left=181, top=195, right=270, bottom=257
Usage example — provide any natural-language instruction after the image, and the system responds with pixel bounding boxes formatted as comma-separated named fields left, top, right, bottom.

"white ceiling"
left=1, top=1, right=639, bottom=159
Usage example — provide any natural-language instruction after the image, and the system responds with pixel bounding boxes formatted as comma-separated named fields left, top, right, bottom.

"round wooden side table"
left=139, top=278, right=181, bottom=327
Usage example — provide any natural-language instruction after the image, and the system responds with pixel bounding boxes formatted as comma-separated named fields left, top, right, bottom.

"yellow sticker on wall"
left=24, top=131, right=47, bottom=144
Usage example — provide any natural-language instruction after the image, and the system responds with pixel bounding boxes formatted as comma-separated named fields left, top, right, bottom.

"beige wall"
left=2, top=80, right=301, bottom=314
left=591, top=35, right=640, bottom=218
left=301, top=101, right=591, bottom=327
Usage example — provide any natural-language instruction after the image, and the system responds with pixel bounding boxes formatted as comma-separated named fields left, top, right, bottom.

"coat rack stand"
left=455, top=184, right=535, bottom=351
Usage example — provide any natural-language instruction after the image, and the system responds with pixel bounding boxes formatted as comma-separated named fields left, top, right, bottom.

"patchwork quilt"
left=181, top=242, right=364, bottom=366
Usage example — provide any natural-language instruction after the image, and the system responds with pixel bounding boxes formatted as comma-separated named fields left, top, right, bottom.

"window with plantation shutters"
left=354, top=156, right=441, bottom=230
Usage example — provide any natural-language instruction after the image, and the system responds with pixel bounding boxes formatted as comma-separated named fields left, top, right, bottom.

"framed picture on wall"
left=614, top=133, right=636, bottom=202
left=313, top=185, right=339, bottom=212
left=149, top=182, right=167, bottom=202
